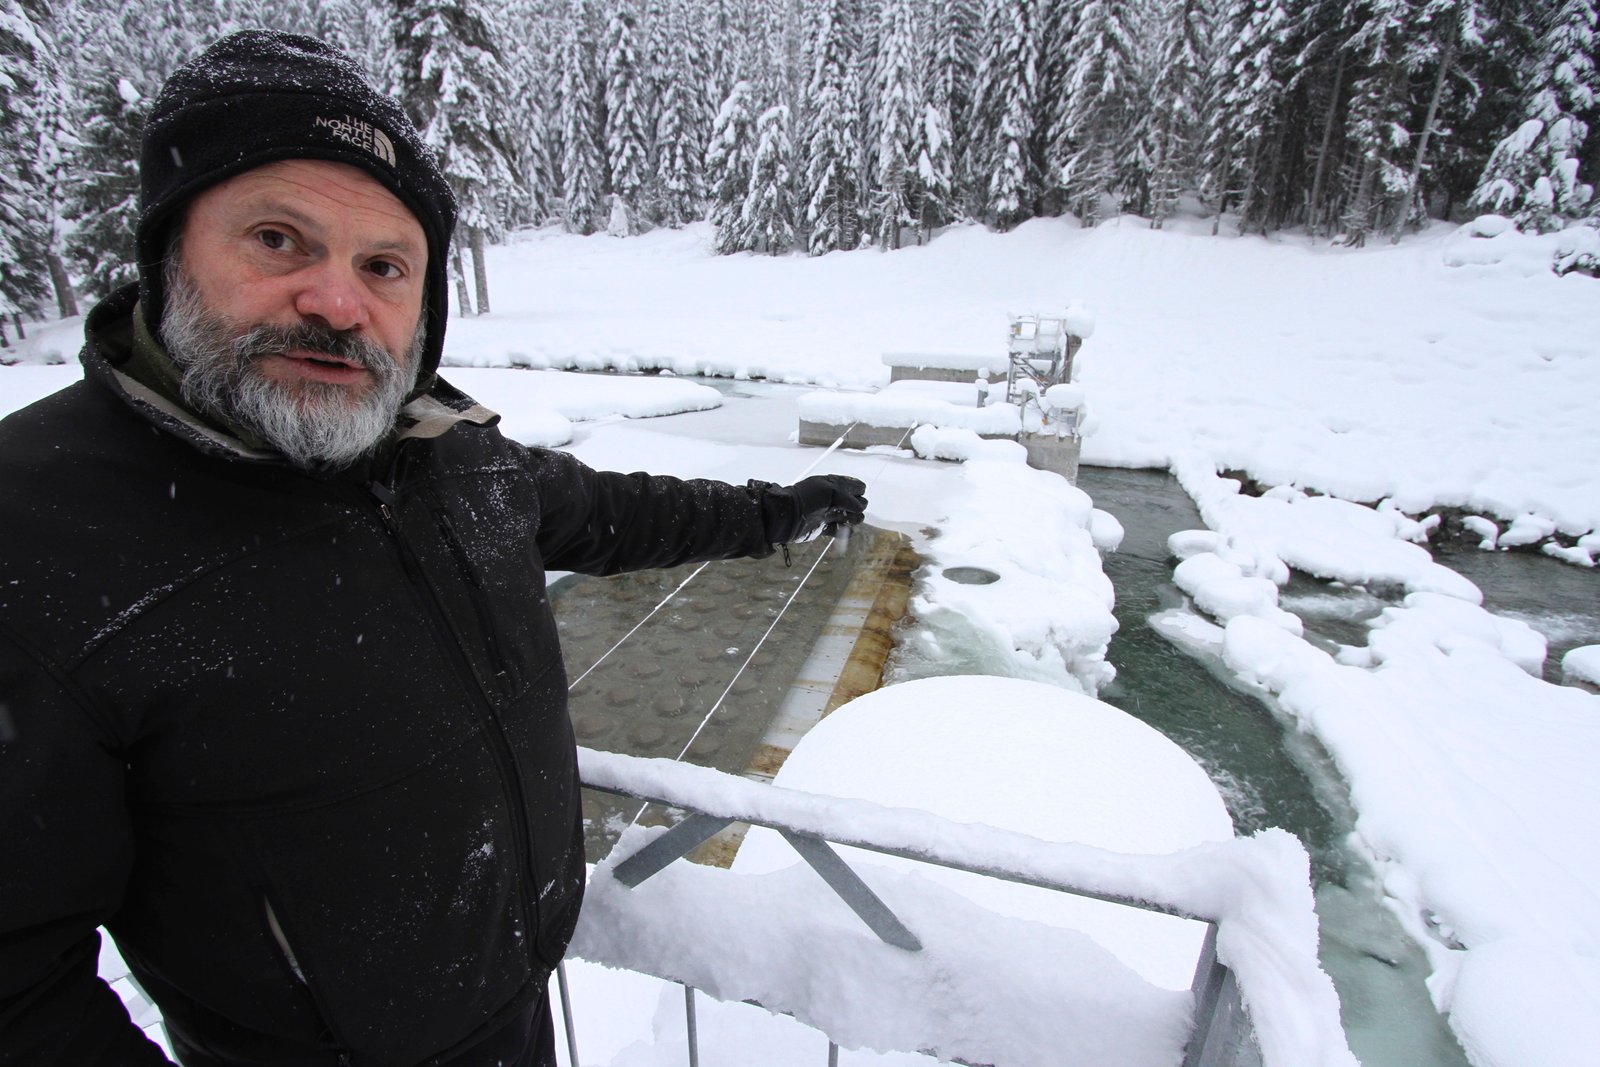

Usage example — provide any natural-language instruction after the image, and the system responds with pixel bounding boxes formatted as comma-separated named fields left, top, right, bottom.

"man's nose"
left=292, top=262, right=370, bottom=333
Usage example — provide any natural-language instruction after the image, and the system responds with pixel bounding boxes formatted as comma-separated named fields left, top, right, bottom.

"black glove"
left=755, top=475, right=868, bottom=545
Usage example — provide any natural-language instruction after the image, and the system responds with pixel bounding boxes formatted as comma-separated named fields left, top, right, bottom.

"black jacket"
left=0, top=288, right=777, bottom=1065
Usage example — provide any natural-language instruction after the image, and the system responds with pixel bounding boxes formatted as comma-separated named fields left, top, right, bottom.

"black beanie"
left=138, top=30, right=458, bottom=382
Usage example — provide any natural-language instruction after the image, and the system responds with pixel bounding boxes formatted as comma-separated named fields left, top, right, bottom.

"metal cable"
left=671, top=535, right=836, bottom=763
left=567, top=561, right=711, bottom=693
left=566, top=420, right=860, bottom=692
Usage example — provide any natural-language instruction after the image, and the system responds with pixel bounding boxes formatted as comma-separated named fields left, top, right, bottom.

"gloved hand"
left=755, top=475, right=868, bottom=545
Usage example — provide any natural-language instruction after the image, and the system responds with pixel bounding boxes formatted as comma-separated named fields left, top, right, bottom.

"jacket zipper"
left=433, top=507, right=517, bottom=694
left=367, top=477, right=546, bottom=968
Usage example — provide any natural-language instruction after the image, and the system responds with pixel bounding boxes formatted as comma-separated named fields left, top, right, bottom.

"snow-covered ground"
left=5, top=215, right=1598, bottom=1066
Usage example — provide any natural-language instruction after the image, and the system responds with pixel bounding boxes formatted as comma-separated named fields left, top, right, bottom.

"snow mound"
left=909, top=424, right=1026, bottom=463
left=1175, top=459, right=1481, bottom=601
left=1562, top=645, right=1600, bottom=688
left=733, top=677, right=1234, bottom=988
left=1349, top=591, right=1548, bottom=676
left=906, top=459, right=1118, bottom=694
left=1089, top=507, right=1125, bottom=552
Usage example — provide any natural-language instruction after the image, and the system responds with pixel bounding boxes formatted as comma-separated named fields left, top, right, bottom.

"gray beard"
left=160, top=261, right=424, bottom=471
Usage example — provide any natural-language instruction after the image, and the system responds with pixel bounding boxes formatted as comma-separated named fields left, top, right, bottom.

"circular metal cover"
left=942, top=566, right=1001, bottom=585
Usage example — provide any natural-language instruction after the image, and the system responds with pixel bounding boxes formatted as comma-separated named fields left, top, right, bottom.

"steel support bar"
left=781, top=831, right=922, bottom=952
left=685, top=984, right=700, bottom=1067
left=555, top=961, right=580, bottom=1067
left=1181, top=923, right=1231, bottom=1067
left=612, top=813, right=735, bottom=888
left=1190, top=967, right=1249, bottom=1067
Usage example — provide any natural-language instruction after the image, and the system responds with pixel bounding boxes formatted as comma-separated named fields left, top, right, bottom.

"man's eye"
left=256, top=229, right=292, bottom=251
left=368, top=260, right=404, bottom=279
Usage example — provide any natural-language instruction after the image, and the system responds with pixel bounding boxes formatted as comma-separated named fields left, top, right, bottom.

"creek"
left=1074, top=466, right=1480, bottom=1067
left=1073, top=467, right=1600, bottom=1065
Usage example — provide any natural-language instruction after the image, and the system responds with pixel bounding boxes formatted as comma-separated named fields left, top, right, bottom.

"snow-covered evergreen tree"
left=1472, top=0, right=1596, bottom=232
left=914, top=99, right=957, bottom=239
left=64, top=73, right=144, bottom=300
left=1205, top=0, right=1291, bottom=232
left=1293, top=0, right=1355, bottom=236
left=736, top=103, right=798, bottom=253
left=1060, top=0, right=1136, bottom=225
left=801, top=0, right=865, bottom=254
left=1383, top=0, right=1486, bottom=239
left=501, top=0, right=562, bottom=226
left=603, top=0, right=652, bottom=235
left=1338, top=0, right=1415, bottom=244
left=23, top=0, right=1591, bottom=276
left=705, top=79, right=757, bottom=253
left=0, top=0, right=60, bottom=325
left=870, top=0, right=920, bottom=248
left=559, top=0, right=606, bottom=235
left=305, top=0, right=393, bottom=86
left=1034, top=0, right=1077, bottom=216
left=969, top=0, right=1038, bottom=228
left=652, top=0, right=705, bottom=228
left=703, top=0, right=773, bottom=107
left=394, top=0, right=522, bottom=313
left=928, top=0, right=979, bottom=213
left=1143, top=0, right=1209, bottom=227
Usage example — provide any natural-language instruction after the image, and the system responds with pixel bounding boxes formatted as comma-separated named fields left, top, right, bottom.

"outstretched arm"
left=529, top=449, right=867, bottom=575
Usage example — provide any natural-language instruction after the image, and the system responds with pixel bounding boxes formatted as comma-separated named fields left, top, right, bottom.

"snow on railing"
left=573, top=748, right=1355, bottom=1067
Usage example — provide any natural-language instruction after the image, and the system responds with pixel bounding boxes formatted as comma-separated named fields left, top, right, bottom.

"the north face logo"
left=313, top=114, right=396, bottom=166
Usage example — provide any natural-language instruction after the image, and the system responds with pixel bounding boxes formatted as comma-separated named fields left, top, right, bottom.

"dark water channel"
left=1075, top=467, right=1473, bottom=1067
left=1429, top=537, right=1600, bottom=685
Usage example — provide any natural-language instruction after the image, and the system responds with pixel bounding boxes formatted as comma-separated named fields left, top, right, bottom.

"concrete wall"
left=888, top=365, right=1007, bottom=385
left=799, top=418, right=1082, bottom=484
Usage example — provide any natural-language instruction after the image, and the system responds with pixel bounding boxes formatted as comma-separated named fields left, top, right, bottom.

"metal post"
left=613, top=813, right=736, bottom=888
left=1182, top=923, right=1230, bottom=1067
left=684, top=984, right=700, bottom=1067
left=827, top=1040, right=839, bottom=1067
left=555, top=961, right=580, bottom=1067
left=781, top=831, right=922, bottom=951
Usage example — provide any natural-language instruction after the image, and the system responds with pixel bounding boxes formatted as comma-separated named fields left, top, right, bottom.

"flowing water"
left=1075, top=465, right=1600, bottom=1067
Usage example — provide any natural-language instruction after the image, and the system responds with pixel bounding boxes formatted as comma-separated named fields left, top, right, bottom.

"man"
left=0, top=32, right=866, bottom=1066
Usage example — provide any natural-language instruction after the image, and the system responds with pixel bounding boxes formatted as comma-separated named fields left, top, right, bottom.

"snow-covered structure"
left=800, top=306, right=1096, bottom=481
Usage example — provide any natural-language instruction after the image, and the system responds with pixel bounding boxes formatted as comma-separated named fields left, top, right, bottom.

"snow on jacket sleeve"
left=526, top=447, right=777, bottom=575
left=0, top=630, right=173, bottom=1066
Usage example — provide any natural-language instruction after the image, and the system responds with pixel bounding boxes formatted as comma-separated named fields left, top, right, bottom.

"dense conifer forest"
left=2, top=0, right=1596, bottom=330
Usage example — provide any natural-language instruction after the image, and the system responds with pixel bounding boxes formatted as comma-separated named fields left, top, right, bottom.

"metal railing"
left=575, top=760, right=1259, bottom=1067
left=101, top=761, right=1258, bottom=1066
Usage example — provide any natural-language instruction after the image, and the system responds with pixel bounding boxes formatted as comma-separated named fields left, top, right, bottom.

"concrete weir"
left=799, top=415, right=1083, bottom=483
left=556, top=526, right=916, bottom=864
